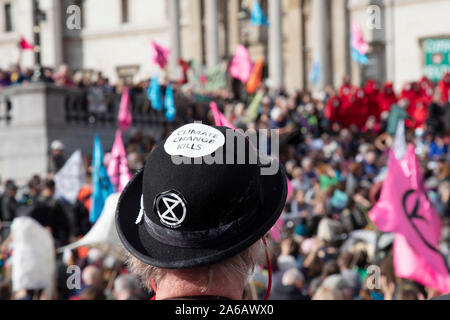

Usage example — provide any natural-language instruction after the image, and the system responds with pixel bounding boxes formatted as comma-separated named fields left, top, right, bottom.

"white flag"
left=393, top=119, right=407, bottom=160
left=54, top=149, right=85, bottom=204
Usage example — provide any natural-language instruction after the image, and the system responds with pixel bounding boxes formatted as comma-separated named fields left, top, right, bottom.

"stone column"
left=204, top=0, right=220, bottom=67
left=168, top=0, right=181, bottom=78
left=312, top=0, right=331, bottom=91
left=268, top=0, right=284, bottom=90
left=40, top=0, right=63, bottom=67
left=227, top=0, right=240, bottom=55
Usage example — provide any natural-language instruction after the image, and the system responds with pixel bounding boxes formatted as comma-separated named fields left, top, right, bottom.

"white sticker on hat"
left=164, top=123, right=225, bottom=158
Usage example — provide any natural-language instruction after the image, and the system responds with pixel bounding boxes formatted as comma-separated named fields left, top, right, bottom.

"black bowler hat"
left=116, top=123, right=287, bottom=269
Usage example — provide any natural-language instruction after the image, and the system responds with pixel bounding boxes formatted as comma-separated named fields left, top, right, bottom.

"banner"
left=54, top=149, right=84, bottom=205
left=205, top=64, right=227, bottom=92
left=423, top=38, right=450, bottom=82
left=107, top=130, right=132, bottom=193
left=118, top=87, right=132, bottom=132
left=90, top=135, right=114, bottom=224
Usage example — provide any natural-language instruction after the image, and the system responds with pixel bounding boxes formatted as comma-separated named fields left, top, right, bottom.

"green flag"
left=246, top=90, right=264, bottom=122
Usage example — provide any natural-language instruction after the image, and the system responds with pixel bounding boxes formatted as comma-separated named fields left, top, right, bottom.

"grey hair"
left=126, top=239, right=264, bottom=294
left=114, top=274, right=140, bottom=293
left=282, top=268, right=304, bottom=286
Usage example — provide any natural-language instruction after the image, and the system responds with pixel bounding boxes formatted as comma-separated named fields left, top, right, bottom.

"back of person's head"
left=282, top=268, right=304, bottom=289
left=113, top=274, right=140, bottom=300
left=82, top=265, right=102, bottom=289
left=397, top=283, right=421, bottom=300
left=79, top=286, right=106, bottom=300
left=126, top=241, right=262, bottom=297
left=42, top=179, right=55, bottom=196
left=312, top=286, right=344, bottom=300
left=338, top=252, right=354, bottom=270
left=321, top=260, right=340, bottom=278
left=321, top=274, right=352, bottom=300
left=0, top=281, right=11, bottom=300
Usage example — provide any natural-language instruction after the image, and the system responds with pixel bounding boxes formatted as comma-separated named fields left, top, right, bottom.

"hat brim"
left=115, top=166, right=287, bottom=269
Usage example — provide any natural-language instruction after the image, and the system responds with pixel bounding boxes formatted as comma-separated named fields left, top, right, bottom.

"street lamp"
left=32, top=0, right=46, bottom=81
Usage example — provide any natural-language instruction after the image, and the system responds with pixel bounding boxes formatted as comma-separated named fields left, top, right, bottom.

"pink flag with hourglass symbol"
left=369, top=145, right=449, bottom=293
left=107, top=130, right=132, bottom=193
left=150, top=41, right=170, bottom=69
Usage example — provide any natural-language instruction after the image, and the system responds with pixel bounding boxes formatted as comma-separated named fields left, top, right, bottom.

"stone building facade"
left=0, top=0, right=449, bottom=92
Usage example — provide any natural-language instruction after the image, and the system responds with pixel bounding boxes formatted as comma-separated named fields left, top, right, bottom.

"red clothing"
left=364, top=79, right=381, bottom=119
left=410, top=99, right=428, bottom=129
left=177, top=58, right=190, bottom=85
left=348, top=88, right=368, bottom=128
left=377, top=82, right=397, bottom=116
left=400, top=82, right=421, bottom=120
left=77, top=185, right=92, bottom=212
left=325, top=95, right=341, bottom=124
left=439, top=72, right=450, bottom=104
left=418, top=76, right=434, bottom=105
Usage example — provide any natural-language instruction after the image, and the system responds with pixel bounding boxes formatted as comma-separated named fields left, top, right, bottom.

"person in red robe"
left=324, top=94, right=342, bottom=125
left=338, top=76, right=354, bottom=128
left=438, top=72, right=450, bottom=104
left=400, top=82, right=421, bottom=125
left=410, top=97, right=428, bottom=129
left=364, top=79, right=381, bottom=119
left=339, top=76, right=353, bottom=99
left=347, top=87, right=368, bottom=129
left=418, top=76, right=434, bottom=106
left=377, top=82, right=397, bottom=117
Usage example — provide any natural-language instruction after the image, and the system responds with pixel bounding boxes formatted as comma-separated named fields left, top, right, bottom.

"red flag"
left=20, top=36, right=34, bottom=50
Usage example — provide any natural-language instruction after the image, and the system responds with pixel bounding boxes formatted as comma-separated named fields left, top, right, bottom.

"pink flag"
left=229, top=44, right=253, bottom=83
left=150, top=41, right=170, bottom=69
left=107, top=130, right=132, bottom=193
left=210, top=101, right=236, bottom=129
left=369, top=145, right=449, bottom=292
left=351, top=21, right=369, bottom=54
left=118, top=87, right=132, bottom=132
left=394, top=234, right=450, bottom=293
left=20, top=36, right=34, bottom=50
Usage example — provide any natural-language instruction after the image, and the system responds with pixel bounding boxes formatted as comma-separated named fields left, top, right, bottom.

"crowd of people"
left=1, top=61, right=450, bottom=300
